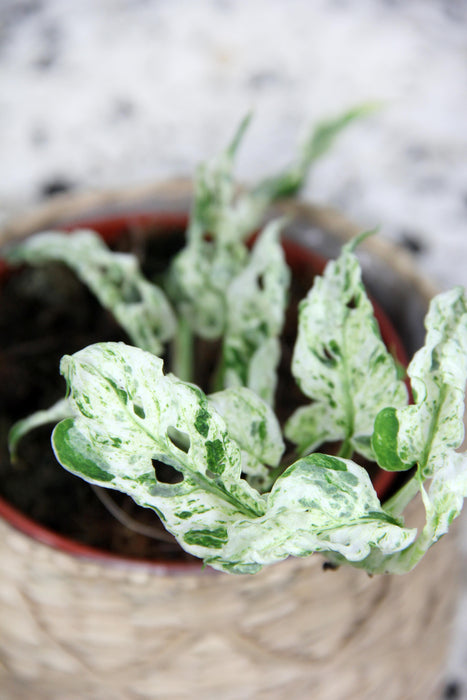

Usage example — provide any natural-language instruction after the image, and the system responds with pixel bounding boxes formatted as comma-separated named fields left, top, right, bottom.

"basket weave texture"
left=0, top=184, right=459, bottom=699
left=0, top=497, right=458, bottom=700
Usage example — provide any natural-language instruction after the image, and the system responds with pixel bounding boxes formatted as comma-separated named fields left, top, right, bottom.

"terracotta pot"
left=0, top=182, right=458, bottom=699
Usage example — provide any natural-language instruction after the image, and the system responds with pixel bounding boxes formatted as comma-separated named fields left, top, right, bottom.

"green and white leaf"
left=50, top=341, right=416, bottom=574
left=422, top=450, right=467, bottom=545
left=168, top=108, right=371, bottom=340
left=373, top=287, right=467, bottom=476
left=286, top=235, right=408, bottom=459
left=52, top=342, right=267, bottom=561
left=369, top=287, right=467, bottom=573
left=9, top=397, right=74, bottom=460
left=359, top=450, right=467, bottom=575
left=6, top=230, right=176, bottom=355
left=252, top=103, right=378, bottom=202
left=208, top=386, right=284, bottom=489
left=209, top=453, right=416, bottom=573
left=221, top=219, right=290, bottom=404
left=167, top=117, right=254, bottom=339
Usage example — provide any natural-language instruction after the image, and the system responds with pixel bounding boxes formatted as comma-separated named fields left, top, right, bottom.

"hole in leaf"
left=167, top=426, right=191, bottom=453
left=315, top=347, right=337, bottom=367
left=152, top=459, right=184, bottom=484
left=257, top=273, right=265, bottom=291
left=346, top=296, right=357, bottom=310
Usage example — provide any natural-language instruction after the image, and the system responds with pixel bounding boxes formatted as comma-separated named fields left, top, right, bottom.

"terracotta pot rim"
left=0, top=205, right=406, bottom=575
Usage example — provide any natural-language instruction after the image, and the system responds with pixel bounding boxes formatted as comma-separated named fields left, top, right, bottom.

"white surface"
left=1, top=1, right=466, bottom=696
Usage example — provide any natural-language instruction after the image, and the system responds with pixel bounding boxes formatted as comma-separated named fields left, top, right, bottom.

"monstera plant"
left=5, top=110, right=467, bottom=575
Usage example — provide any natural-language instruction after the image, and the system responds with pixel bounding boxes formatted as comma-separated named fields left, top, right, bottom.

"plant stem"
left=173, top=315, right=194, bottom=383
left=91, top=486, right=176, bottom=542
left=382, top=471, right=421, bottom=517
left=338, top=438, right=353, bottom=460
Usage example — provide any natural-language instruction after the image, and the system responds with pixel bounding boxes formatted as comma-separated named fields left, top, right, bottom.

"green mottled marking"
left=209, top=559, right=262, bottom=574
left=298, top=497, right=320, bottom=509
left=53, top=419, right=114, bottom=483
left=340, top=471, right=359, bottom=487
left=206, top=439, right=225, bottom=474
left=107, top=379, right=128, bottom=405
left=311, top=454, right=347, bottom=471
left=194, top=407, right=210, bottom=437
left=184, top=526, right=228, bottom=549
left=136, top=472, right=157, bottom=486
left=365, top=510, right=401, bottom=527
left=133, top=404, right=145, bottom=419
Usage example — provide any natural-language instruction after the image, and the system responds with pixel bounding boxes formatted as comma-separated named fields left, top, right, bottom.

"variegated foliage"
left=52, top=342, right=416, bottom=574
left=5, top=230, right=176, bottom=355
left=168, top=107, right=370, bottom=340
left=370, top=287, right=467, bottom=573
left=285, top=234, right=408, bottom=460
left=220, top=219, right=290, bottom=405
left=6, top=109, right=467, bottom=576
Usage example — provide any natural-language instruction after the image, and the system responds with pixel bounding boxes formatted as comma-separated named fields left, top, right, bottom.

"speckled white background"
left=1, top=1, right=467, bottom=697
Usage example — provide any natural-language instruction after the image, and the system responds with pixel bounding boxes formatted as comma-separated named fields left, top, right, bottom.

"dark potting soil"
left=0, top=225, right=381, bottom=562
left=0, top=227, right=198, bottom=562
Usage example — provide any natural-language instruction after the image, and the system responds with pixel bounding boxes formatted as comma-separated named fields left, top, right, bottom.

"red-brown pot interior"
left=0, top=210, right=407, bottom=572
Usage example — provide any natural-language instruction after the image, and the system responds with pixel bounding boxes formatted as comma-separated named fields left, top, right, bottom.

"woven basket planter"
left=0, top=182, right=458, bottom=699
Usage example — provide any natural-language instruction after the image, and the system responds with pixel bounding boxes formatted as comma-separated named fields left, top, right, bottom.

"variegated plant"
left=5, top=111, right=467, bottom=575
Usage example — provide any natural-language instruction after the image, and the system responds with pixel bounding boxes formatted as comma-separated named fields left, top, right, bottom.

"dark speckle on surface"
left=444, top=680, right=461, bottom=699
left=416, top=176, right=446, bottom=194
left=406, top=143, right=430, bottom=162
left=214, top=0, right=234, bottom=11
left=112, top=98, right=136, bottom=122
left=247, top=71, right=285, bottom=91
left=40, top=177, right=74, bottom=198
left=442, top=0, right=467, bottom=23
left=0, top=0, right=42, bottom=25
left=322, top=561, right=339, bottom=571
left=33, top=22, right=61, bottom=71
left=30, top=125, right=49, bottom=147
left=399, top=230, right=426, bottom=255
left=0, top=0, right=43, bottom=50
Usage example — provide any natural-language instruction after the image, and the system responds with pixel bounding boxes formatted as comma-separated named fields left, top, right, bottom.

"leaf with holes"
left=5, top=230, right=176, bottom=355
left=285, top=234, right=408, bottom=459
left=52, top=342, right=267, bottom=565
left=50, top=342, right=416, bottom=573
